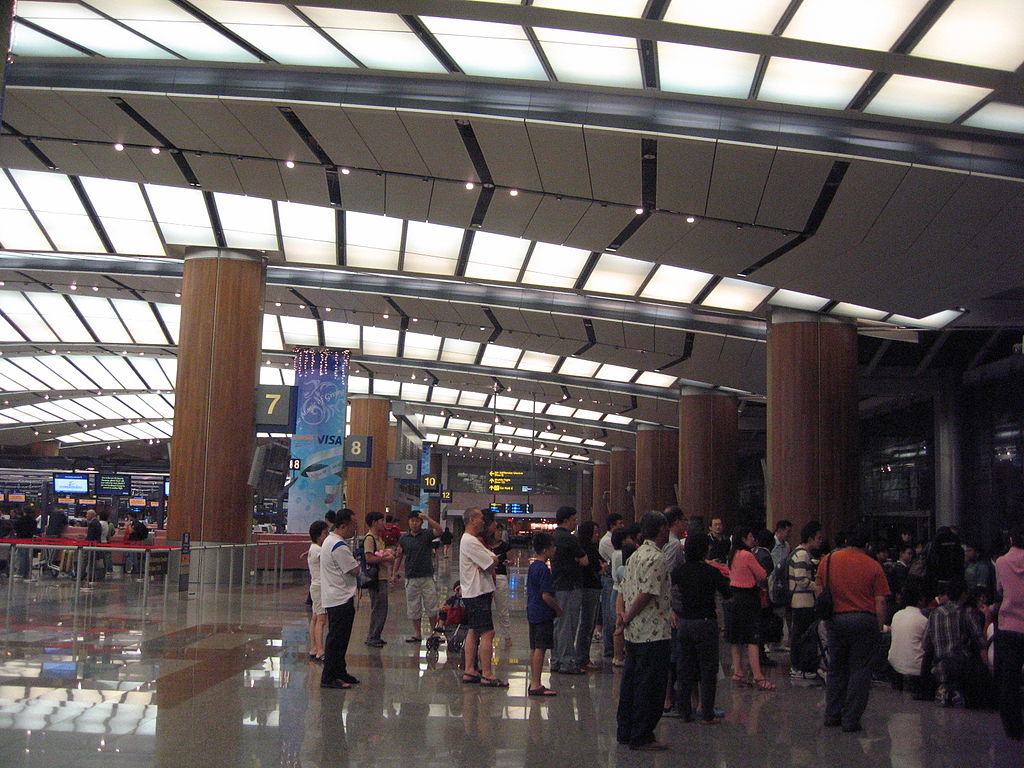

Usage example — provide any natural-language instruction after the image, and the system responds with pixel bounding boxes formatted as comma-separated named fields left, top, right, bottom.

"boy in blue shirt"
left=527, top=532, right=562, bottom=696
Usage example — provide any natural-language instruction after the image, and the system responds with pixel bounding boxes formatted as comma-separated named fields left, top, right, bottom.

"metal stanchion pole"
left=74, top=546, right=84, bottom=603
left=6, top=544, right=16, bottom=608
left=277, top=543, right=283, bottom=591
left=142, top=550, right=151, bottom=605
left=163, top=548, right=171, bottom=603
left=215, top=545, right=222, bottom=596
left=240, top=545, right=247, bottom=598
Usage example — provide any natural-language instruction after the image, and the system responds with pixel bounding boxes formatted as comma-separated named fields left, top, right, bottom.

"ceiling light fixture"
left=114, top=143, right=124, bottom=152
left=635, top=207, right=645, bottom=215
left=151, top=147, right=161, bottom=155
left=465, top=182, right=475, bottom=190
left=686, top=216, right=696, bottom=224
left=285, top=160, right=295, bottom=169
left=509, top=189, right=519, bottom=196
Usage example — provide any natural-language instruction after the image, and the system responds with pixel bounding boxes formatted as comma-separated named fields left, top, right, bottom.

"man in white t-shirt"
left=320, top=509, right=361, bottom=689
left=459, top=508, right=506, bottom=687
left=888, top=584, right=929, bottom=696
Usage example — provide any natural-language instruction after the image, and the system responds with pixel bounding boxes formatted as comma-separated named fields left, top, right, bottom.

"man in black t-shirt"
left=393, top=512, right=442, bottom=643
left=551, top=506, right=589, bottom=675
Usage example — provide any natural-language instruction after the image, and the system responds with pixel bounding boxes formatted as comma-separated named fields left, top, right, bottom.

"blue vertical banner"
left=415, top=443, right=432, bottom=512
left=287, top=348, right=349, bottom=534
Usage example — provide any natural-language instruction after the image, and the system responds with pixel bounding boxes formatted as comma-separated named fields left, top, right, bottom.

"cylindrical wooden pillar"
left=608, top=446, right=636, bottom=523
left=169, top=249, right=266, bottom=544
left=635, top=425, right=678, bottom=516
left=592, top=459, right=610, bottom=525
left=346, top=396, right=391, bottom=530
left=579, top=466, right=594, bottom=523
left=678, top=388, right=738, bottom=527
left=767, top=309, right=858, bottom=537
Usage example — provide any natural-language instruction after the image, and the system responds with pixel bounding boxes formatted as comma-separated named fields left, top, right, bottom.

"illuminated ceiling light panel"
left=0, top=173, right=50, bottom=251
left=437, top=435, right=457, bottom=446
left=470, top=421, right=491, bottom=432
left=278, top=202, right=336, bottom=265
left=701, top=278, right=772, bottom=312
left=402, top=383, right=429, bottom=401
left=9, top=170, right=104, bottom=253
left=459, top=391, right=489, bottom=407
left=140, top=395, right=174, bottom=418
left=66, top=356, right=120, bottom=390
left=574, top=409, right=603, bottom=420
left=640, top=264, right=713, bottom=304
left=404, top=332, right=442, bottom=360
left=69, top=296, right=132, bottom=344
left=476, top=439, right=494, bottom=450
left=658, top=43, right=759, bottom=98
left=533, top=0, right=648, bottom=15
left=322, top=321, right=360, bottom=348
left=86, top=0, right=259, bottom=62
left=888, top=309, right=963, bottom=329
left=38, top=358, right=95, bottom=390
left=373, top=379, right=400, bottom=396
left=759, top=57, right=871, bottom=110
left=0, top=309, right=24, bottom=343
left=10, top=357, right=72, bottom=390
left=261, top=315, right=284, bottom=351
left=111, top=300, right=167, bottom=344
left=55, top=399, right=102, bottom=420
left=768, top=289, right=830, bottom=312
left=260, top=366, right=283, bottom=386
left=421, top=17, right=546, bottom=80
left=514, top=428, right=534, bottom=437
left=0, top=293, right=57, bottom=342
left=539, top=431, right=562, bottom=441
left=362, top=326, right=400, bottom=356
left=596, top=363, right=637, bottom=382
left=158, top=358, right=177, bottom=386
left=912, top=0, right=1024, bottom=71
left=9, top=404, right=56, bottom=422
left=422, top=415, right=446, bottom=428
left=279, top=316, right=319, bottom=346
left=583, top=439, right=606, bottom=447
left=79, top=177, right=164, bottom=256
left=480, top=344, right=522, bottom=368
left=448, top=418, right=470, bottom=431
left=345, top=211, right=403, bottom=270
left=35, top=402, right=83, bottom=422
left=559, top=357, right=600, bottom=377
left=458, top=437, right=478, bottom=447
left=494, top=395, right=517, bottom=410
left=515, top=400, right=540, bottom=413
left=663, top=0, right=791, bottom=34
left=535, top=448, right=553, bottom=457
left=441, top=338, right=480, bottom=364
left=404, top=221, right=463, bottom=276
left=118, top=394, right=161, bottom=419
left=130, top=357, right=173, bottom=390
left=551, top=451, right=571, bottom=459
left=25, top=293, right=92, bottom=343
left=604, top=413, right=632, bottom=424
left=144, top=184, right=216, bottom=246
left=512, top=445, right=530, bottom=455
left=153, top=304, right=180, bottom=344
left=94, top=395, right=141, bottom=419
left=518, top=351, right=560, bottom=373
left=583, top=254, right=652, bottom=296
left=431, top=386, right=460, bottom=404
left=545, top=404, right=575, bottom=417
left=562, top=435, right=584, bottom=444
left=464, top=231, right=530, bottom=282
left=534, top=28, right=642, bottom=88
left=98, top=357, right=146, bottom=389
left=299, top=7, right=446, bottom=73
left=865, top=75, right=993, bottom=122
left=830, top=302, right=888, bottom=320
left=783, top=0, right=928, bottom=51
left=14, top=2, right=175, bottom=59
left=636, top=371, right=677, bottom=388
left=522, top=242, right=591, bottom=288
left=963, top=102, right=1024, bottom=133
left=213, top=193, right=277, bottom=250
left=349, top=375, right=369, bottom=394
left=11, top=20, right=88, bottom=56
left=282, top=369, right=295, bottom=386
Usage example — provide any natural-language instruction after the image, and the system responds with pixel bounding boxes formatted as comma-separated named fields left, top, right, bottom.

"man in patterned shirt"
left=615, top=511, right=672, bottom=751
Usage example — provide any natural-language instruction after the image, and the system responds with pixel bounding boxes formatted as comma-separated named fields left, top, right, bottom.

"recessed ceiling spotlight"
left=114, top=143, right=124, bottom=152
left=465, top=182, right=475, bottom=190
left=686, top=216, right=696, bottom=224
left=174, top=292, right=181, bottom=298
left=411, top=317, right=418, bottom=322
left=151, top=147, right=161, bottom=155
left=299, top=304, right=305, bottom=309
left=383, top=313, right=390, bottom=319
left=635, top=207, right=644, bottom=215
left=275, top=302, right=281, bottom=307
left=341, top=168, right=351, bottom=175
left=285, top=160, right=295, bottom=169
left=324, top=307, right=331, bottom=312
left=509, top=189, right=518, bottom=197
left=92, top=286, right=99, bottom=292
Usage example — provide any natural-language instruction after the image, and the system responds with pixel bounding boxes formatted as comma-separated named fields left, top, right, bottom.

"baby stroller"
left=426, top=588, right=468, bottom=653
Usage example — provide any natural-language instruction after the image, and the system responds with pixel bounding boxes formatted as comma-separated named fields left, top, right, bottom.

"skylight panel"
left=448, top=418, right=470, bottom=431
left=130, top=357, right=173, bottom=390
left=768, top=289, right=830, bottom=312
left=117, top=394, right=161, bottom=419
left=298, top=7, right=446, bottom=73
left=888, top=309, right=963, bottom=329
left=559, top=357, right=600, bottom=377
left=864, top=75, right=992, bottom=123
left=9, top=357, right=73, bottom=389
left=261, top=315, right=284, bottom=352
left=158, top=358, right=178, bottom=387
left=494, top=424, right=516, bottom=435
left=429, top=387, right=459, bottom=405
left=604, top=413, right=632, bottom=424
left=421, top=17, right=545, bottom=80
left=964, top=103, right=1024, bottom=133
left=459, top=391, right=489, bottom=407
left=830, top=302, right=888, bottom=321
left=437, top=435, right=457, bottom=446
left=281, top=369, right=295, bottom=386
left=534, top=28, right=642, bottom=88
left=149, top=420, right=174, bottom=436
left=584, top=438, right=606, bottom=447
left=79, top=177, right=164, bottom=256
left=348, top=375, right=369, bottom=394
left=278, top=201, right=336, bottom=265
left=701, top=278, right=772, bottom=312
left=93, top=396, right=143, bottom=419
left=69, top=296, right=132, bottom=344
left=663, top=0, right=791, bottom=34
left=9, top=170, right=104, bottom=253
left=117, top=422, right=158, bottom=440
left=481, top=344, right=522, bottom=368
left=15, top=2, right=176, bottom=59
left=0, top=293, right=57, bottom=342
left=514, top=428, right=535, bottom=438
left=153, top=304, right=180, bottom=344
left=86, top=0, right=260, bottom=63
left=25, top=293, right=91, bottom=343
left=139, top=394, right=174, bottom=419
left=401, top=383, right=430, bottom=402
left=458, top=437, right=478, bottom=448
left=596, top=363, right=637, bottom=382
left=213, top=193, right=277, bottom=250
left=441, top=338, right=479, bottom=364
left=494, top=396, right=517, bottom=410
left=37, top=358, right=95, bottom=390
left=658, top=43, right=759, bottom=98
left=362, top=326, right=400, bottom=356
left=912, top=0, right=1024, bottom=71
left=518, top=351, right=559, bottom=373
left=421, top=415, right=446, bottom=429
left=66, top=356, right=121, bottom=390
left=98, top=357, right=146, bottom=390
left=783, top=0, right=927, bottom=51
left=0, top=308, right=24, bottom=343
left=583, top=254, right=652, bottom=296
left=640, top=265, right=713, bottom=304
left=404, top=221, right=463, bottom=276
left=57, top=399, right=103, bottom=420
left=636, top=371, right=677, bottom=388
left=469, top=421, right=491, bottom=433
left=373, top=379, right=401, bottom=397
left=345, top=212, right=403, bottom=271
left=574, top=409, right=603, bottom=420
left=34, top=401, right=84, bottom=422
left=279, top=316, right=319, bottom=346
left=515, top=400, right=540, bottom=414
left=322, top=321, right=360, bottom=349
left=522, top=242, right=591, bottom=289
left=545, top=404, right=575, bottom=417
left=759, top=58, right=871, bottom=110
left=11, top=20, right=89, bottom=57
left=260, top=366, right=283, bottom=386
left=9, top=404, right=57, bottom=422
left=476, top=440, right=494, bottom=450
left=464, top=231, right=531, bottom=282
left=403, top=332, right=442, bottom=360
left=0, top=172, right=51, bottom=251
left=112, top=300, right=168, bottom=345
left=533, top=0, right=648, bottom=16
left=144, top=184, right=216, bottom=246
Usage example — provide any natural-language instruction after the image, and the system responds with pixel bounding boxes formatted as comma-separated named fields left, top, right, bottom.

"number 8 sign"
left=344, top=436, right=373, bottom=467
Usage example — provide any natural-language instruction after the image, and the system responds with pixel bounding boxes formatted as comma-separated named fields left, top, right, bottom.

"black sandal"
left=528, top=686, right=557, bottom=696
left=480, top=676, right=509, bottom=688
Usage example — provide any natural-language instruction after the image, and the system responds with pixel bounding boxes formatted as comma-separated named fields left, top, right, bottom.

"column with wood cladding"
left=678, top=388, right=738, bottom=526
left=591, top=459, right=609, bottom=524
left=634, top=425, right=679, bottom=516
left=608, top=446, right=636, bottom=523
left=346, top=396, right=391, bottom=529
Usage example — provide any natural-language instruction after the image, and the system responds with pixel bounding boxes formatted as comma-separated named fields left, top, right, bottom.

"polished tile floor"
left=0, top=560, right=1019, bottom=768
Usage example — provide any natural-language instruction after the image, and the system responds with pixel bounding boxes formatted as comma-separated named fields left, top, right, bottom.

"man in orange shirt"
left=815, top=527, right=890, bottom=733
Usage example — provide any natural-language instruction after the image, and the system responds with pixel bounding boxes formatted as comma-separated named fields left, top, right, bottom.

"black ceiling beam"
left=202, top=191, right=227, bottom=248
left=402, top=15, right=461, bottom=73
left=68, top=176, right=115, bottom=255
left=172, top=0, right=274, bottom=63
left=109, top=97, right=200, bottom=187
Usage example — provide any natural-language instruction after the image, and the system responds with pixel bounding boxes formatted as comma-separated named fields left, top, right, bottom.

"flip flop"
left=528, top=686, right=557, bottom=696
left=462, top=673, right=481, bottom=684
left=480, top=676, right=510, bottom=688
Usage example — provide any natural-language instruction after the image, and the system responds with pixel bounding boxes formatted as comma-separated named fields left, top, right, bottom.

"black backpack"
left=795, top=619, right=825, bottom=674
left=770, top=546, right=799, bottom=606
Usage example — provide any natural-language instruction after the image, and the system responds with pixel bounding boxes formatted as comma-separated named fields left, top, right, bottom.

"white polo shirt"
left=307, top=542, right=322, bottom=587
left=459, top=532, right=496, bottom=598
left=320, top=532, right=358, bottom=608
left=888, top=605, right=928, bottom=676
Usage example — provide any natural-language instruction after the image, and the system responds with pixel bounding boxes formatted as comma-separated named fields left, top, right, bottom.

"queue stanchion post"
left=277, top=543, right=283, bottom=591
left=228, top=545, right=235, bottom=595
left=6, top=544, right=16, bottom=608
left=163, top=547, right=171, bottom=603
left=215, top=545, right=222, bottom=596
left=74, top=545, right=84, bottom=602
left=142, top=549, right=152, bottom=605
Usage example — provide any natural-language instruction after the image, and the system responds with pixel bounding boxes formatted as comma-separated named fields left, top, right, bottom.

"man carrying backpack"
left=788, top=521, right=824, bottom=678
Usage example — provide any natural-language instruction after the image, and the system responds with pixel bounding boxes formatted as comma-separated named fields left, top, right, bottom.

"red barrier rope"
left=0, top=537, right=180, bottom=550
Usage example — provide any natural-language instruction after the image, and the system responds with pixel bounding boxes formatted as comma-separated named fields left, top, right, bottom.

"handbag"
left=815, top=554, right=834, bottom=621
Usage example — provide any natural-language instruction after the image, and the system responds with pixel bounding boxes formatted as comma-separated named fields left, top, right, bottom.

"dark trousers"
left=825, top=612, right=879, bottom=729
left=365, top=581, right=388, bottom=642
left=994, top=629, right=1024, bottom=739
left=791, top=606, right=816, bottom=669
left=675, top=618, right=719, bottom=720
left=321, top=598, right=355, bottom=685
left=617, top=638, right=671, bottom=747
left=600, top=574, right=615, bottom=657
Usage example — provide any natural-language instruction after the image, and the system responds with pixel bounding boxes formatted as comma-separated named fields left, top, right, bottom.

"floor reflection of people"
left=887, top=712, right=924, bottom=768
left=458, top=687, right=496, bottom=768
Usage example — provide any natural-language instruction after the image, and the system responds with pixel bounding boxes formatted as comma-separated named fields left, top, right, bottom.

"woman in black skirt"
left=725, top=526, right=775, bottom=690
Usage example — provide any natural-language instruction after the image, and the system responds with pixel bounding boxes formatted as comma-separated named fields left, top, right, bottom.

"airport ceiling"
left=0, top=0, right=1022, bottom=461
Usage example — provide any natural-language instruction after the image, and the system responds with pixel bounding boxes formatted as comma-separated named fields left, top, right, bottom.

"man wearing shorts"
left=459, top=508, right=507, bottom=687
left=393, top=512, right=442, bottom=643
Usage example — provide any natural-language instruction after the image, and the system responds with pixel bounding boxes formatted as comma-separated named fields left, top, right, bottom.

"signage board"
left=440, top=490, right=453, bottom=503
left=96, top=473, right=131, bottom=495
left=421, top=474, right=439, bottom=494
left=53, top=473, right=89, bottom=494
left=506, top=503, right=533, bottom=514
left=344, top=435, right=372, bottom=467
left=487, top=469, right=526, bottom=493
left=387, top=460, right=420, bottom=480
left=255, top=384, right=296, bottom=432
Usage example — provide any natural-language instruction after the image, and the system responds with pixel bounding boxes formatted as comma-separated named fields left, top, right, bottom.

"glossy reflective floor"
left=0, top=560, right=1019, bottom=768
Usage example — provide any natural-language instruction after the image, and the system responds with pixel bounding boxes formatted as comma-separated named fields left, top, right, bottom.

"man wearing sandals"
left=616, top=511, right=672, bottom=751
left=459, top=508, right=508, bottom=688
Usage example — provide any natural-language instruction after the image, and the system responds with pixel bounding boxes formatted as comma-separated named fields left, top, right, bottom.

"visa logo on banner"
left=317, top=435, right=346, bottom=445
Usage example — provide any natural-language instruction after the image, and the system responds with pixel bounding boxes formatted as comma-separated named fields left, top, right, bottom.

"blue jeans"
left=825, top=612, right=879, bottom=729
left=552, top=588, right=583, bottom=671
left=600, top=573, right=615, bottom=657
left=617, top=639, right=671, bottom=747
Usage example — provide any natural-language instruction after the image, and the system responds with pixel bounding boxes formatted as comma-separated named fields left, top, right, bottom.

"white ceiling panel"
left=755, top=151, right=838, bottom=231
left=661, top=218, right=785, bottom=275
left=425, top=180, right=480, bottom=229
left=481, top=189, right=543, bottom=239
left=522, top=197, right=591, bottom=245
left=706, top=143, right=776, bottom=224
left=288, top=105, right=380, bottom=169
left=470, top=118, right=541, bottom=191
left=339, top=169, right=386, bottom=216
left=166, top=96, right=265, bottom=157
left=525, top=123, right=592, bottom=198
left=220, top=100, right=321, bottom=163
left=656, top=137, right=715, bottom=217
left=231, top=157, right=287, bottom=201
left=615, top=212, right=688, bottom=260
left=344, top=108, right=429, bottom=177
left=280, top=164, right=330, bottom=207
left=125, top=94, right=226, bottom=154
left=585, top=129, right=641, bottom=206
left=398, top=112, right=478, bottom=182
left=384, top=175, right=432, bottom=223
left=563, top=204, right=637, bottom=252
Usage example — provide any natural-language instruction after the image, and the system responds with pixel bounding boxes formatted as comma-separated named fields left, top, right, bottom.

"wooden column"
left=678, top=388, right=738, bottom=526
left=346, top=396, right=391, bottom=530
left=635, top=425, right=678, bottom=516
left=767, top=309, right=858, bottom=537
left=608, top=447, right=636, bottom=523
left=591, top=459, right=609, bottom=525
left=579, top=467, right=594, bottom=523
left=29, top=441, right=59, bottom=457
left=169, top=249, right=265, bottom=544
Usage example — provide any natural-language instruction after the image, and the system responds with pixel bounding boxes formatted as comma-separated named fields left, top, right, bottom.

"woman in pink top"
left=725, top=527, right=774, bottom=690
